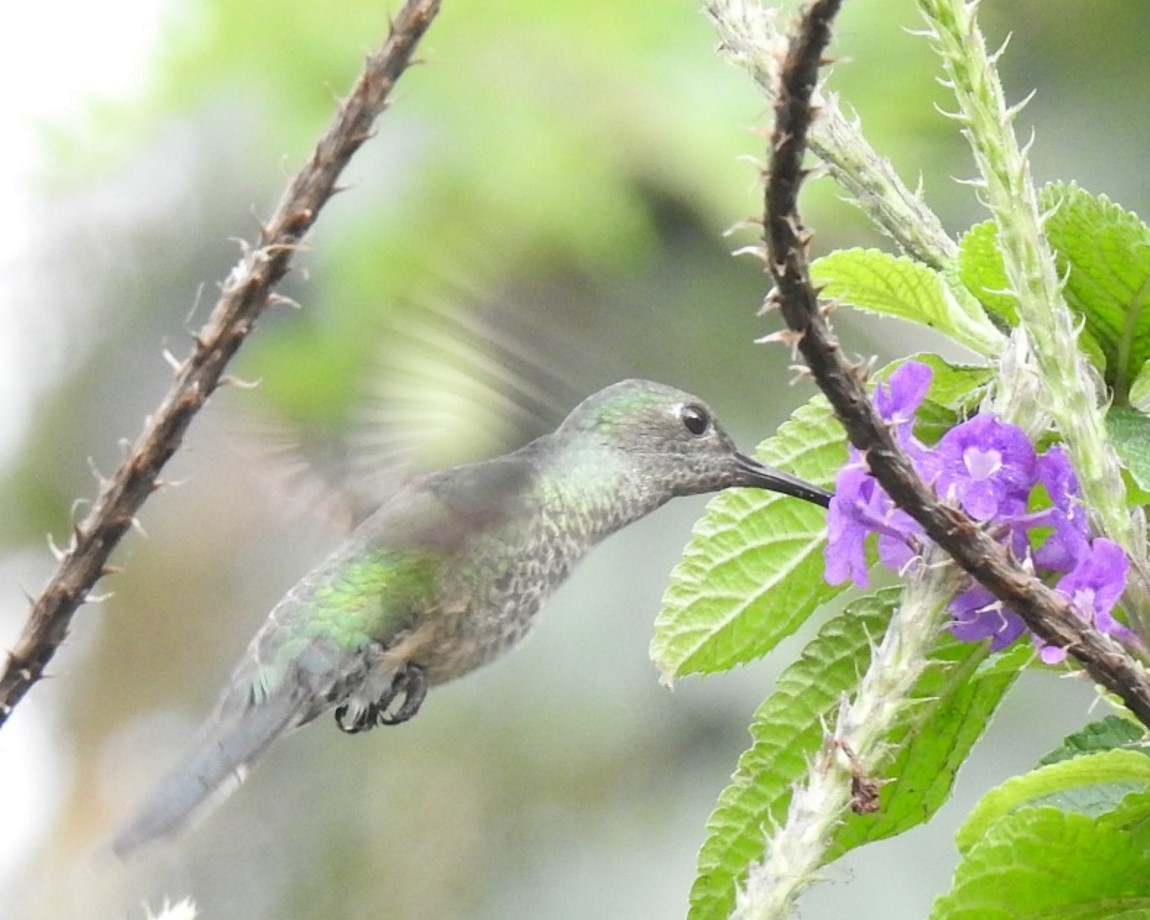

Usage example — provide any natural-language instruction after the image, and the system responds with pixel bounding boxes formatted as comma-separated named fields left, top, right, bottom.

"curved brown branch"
left=0, top=0, right=444, bottom=727
left=764, top=0, right=1150, bottom=727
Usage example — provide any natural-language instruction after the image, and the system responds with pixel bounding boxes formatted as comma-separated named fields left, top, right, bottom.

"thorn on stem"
left=46, top=534, right=67, bottom=562
left=756, top=328, right=805, bottom=360
left=787, top=364, right=814, bottom=385
left=219, top=375, right=263, bottom=390
left=267, top=293, right=302, bottom=310
left=732, top=244, right=768, bottom=262
left=722, top=217, right=764, bottom=238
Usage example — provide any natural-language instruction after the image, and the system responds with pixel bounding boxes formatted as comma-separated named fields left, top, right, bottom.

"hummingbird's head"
left=557, top=379, right=831, bottom=508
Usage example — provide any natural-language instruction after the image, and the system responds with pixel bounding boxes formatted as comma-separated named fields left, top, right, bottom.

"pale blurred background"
left=3, top=1, right=1149, bottom=918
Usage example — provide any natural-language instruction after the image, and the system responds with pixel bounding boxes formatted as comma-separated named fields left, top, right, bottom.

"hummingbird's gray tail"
left=111, top=689, right=305, bottom=858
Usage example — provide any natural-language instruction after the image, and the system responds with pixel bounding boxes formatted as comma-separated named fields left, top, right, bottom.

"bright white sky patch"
left=0, top=0, right=173, bottom=471
left=0, top=0, right=174, bottom=900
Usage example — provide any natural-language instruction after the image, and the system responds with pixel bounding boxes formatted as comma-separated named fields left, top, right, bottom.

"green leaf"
left=972, top=641, right=1035, bottom=680
left=1128, top=360, right=1150, bottom=414
left=811, top=249, right=1003, bottom=355
left=1043, top=182, right=1150, bottom=402
left=931, top=807, right=1150, bottom=920
left=903, top=354, right=992, bottom=410
left=958, top=215, right=1112, bottom=372
left=955, top=749, right=1150, bottom=854
left=687, top=591, right=896, bottom=920
left=829, top=631, right=1018, bottom=856
left=957, top=184, right=1150, bottom=396
left=687, top=590, right=1019, bottom=920
left=957, top=220, right=1020, bottom=324
left=1101, top=787, right=1150, bottom=848
left=1039, top=716, right=1148, bottom=766
left=651, top=396, right=845, bottom=679
left=1106, top=406, right=1150, bottom=495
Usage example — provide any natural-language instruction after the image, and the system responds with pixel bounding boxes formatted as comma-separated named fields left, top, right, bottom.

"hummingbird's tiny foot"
left=334, top=704, right=367, bottom=734
left=376, top=662, right=427, bottom=726
left=332, top=662, right=428, bottom=733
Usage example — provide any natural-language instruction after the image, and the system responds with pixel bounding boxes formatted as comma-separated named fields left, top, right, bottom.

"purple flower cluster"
left=826, top=360, right=1132, bottom=662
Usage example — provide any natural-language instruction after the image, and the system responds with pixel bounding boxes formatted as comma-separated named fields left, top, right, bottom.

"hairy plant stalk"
left=705, top=0, right=955, bottom=272
left=706, top=0, right=1003, bottom=357
left=733, top=0, right=1150, bottom=915
left=915, top=0, right=1150, bottom=634
left=734, top=549, right=958, bottom=919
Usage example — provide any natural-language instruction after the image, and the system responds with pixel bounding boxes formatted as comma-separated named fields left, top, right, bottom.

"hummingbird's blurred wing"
left=229, top=290, right=605, bottom=534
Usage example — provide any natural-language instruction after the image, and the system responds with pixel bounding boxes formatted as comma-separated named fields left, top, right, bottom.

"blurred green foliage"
left=9, top=1, right=1150, bottom=919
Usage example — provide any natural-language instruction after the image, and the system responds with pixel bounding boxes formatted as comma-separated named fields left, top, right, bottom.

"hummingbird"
left=113, top=378, right=830, bottom=855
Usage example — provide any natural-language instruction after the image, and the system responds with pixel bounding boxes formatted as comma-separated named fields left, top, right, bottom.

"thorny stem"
left=765, top=0, right=1150, bottom=774
left=735, top=0, right=1150, bottom=915
left=704, top=0, right=956, bottom=272
left=915, top=0, right=1150, bottom=639
left=734, top=545, right=960, bottom=920
left=705, top=0, right=1004, bottom=357
left=0, top=0, right=444, bottom=727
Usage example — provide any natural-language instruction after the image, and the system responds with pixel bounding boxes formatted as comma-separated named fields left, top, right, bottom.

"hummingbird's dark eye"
left=680, top=404, right=711, bottom=436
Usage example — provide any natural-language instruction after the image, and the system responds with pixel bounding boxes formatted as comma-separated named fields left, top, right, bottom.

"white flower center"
left=964, top=447, right=1002, bottom=481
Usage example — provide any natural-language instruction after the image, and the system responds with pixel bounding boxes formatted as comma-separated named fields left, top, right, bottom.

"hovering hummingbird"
left=113, top=378, right=830, bottom=855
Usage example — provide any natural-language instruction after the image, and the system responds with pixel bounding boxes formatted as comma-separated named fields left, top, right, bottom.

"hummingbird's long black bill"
left=735, top=452, right=833, bottom=508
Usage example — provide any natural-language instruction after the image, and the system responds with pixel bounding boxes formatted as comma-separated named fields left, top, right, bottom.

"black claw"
left=377, top=663, right=428, bottom=726
left=334, top=704, right=365, bottom=734
left=332, top=663, right=428, bottom=734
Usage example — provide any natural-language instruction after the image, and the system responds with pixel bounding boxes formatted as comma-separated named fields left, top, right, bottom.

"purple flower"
left=822, top=359, right=1139, bottom=662
left=1032, top=446, right=1090, bottom=572
left=825, top=361, right=933, bottom=587
left=1034, top=513, right=1090, bottom=575
left=1038, top=445, right=1080, bottom=512
left=826, top=462, right=880, bottom=587
left=929, top=413, right=1037, bottom=520
left=877, top=507, right=923, bottom=573
left=1039, top=538, right=1133, bottom=664
left=949, top=584, right=1026, bottom=651
left=827, top=460, right=923, bottom=587
left=874, top=361, right=933, bottom=439
left=1064, top=539, right=1129, bottom=634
